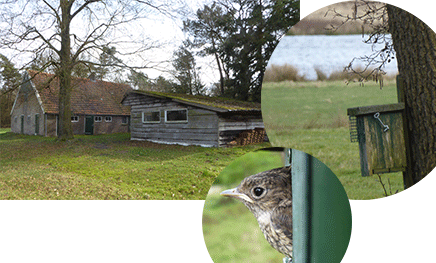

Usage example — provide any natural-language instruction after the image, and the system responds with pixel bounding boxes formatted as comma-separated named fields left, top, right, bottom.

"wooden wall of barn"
left=217, top=114, right=264, bottom=147
left=123, top=93, right=220, bottom=147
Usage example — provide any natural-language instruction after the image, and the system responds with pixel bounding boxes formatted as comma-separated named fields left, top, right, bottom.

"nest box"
left=347, top=103, right=407, bottom=177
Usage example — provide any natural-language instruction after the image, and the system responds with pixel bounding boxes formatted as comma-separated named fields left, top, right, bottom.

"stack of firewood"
left=229, top=128, right=266, bottom=146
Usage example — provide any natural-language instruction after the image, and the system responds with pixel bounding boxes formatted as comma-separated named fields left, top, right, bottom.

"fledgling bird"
left=220, top=166, right=293, bottom=259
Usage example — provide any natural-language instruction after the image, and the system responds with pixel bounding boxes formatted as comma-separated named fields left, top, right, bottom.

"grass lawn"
left=261, top=80, right=405, bottom=199
left=203, top=193, right=284, bottom=263
left=0, top=128, right=270, bottom=200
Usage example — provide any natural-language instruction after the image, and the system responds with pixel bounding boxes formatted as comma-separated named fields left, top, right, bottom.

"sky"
left=3, top=0, right=436, bottom=90
left=0, top=0, right=216, bottom=86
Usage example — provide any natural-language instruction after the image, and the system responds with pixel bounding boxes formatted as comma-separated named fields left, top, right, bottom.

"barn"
left=10, top=70, right=131, bottom=136
left=121, top=90, right=265, bottom=147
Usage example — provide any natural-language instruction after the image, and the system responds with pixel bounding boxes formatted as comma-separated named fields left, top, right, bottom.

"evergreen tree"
left=0, top=54, right=20, bottom=127
left=127, top=70, right=153, bottom=90
left=172, top=45, right=205, bottom=95
left=184, top=0, right=299, bottom=101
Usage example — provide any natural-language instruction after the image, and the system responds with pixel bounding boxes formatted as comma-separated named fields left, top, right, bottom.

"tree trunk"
left=387, top=5, right=436, bottom=184
left=58, top=0, right=74, bottom=140
left=211, top=37, right=225, bottom=95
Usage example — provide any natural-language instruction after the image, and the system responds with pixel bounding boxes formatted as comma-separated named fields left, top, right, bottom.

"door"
left=85, top=115, right=94, bottom=135
left=20, top=115, right=24, bottom=134
left=35, top=114, right=39, bottom=135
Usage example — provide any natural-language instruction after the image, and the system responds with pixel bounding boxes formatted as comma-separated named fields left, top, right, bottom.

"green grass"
left=261, top=80, right=404, bottom=199
left=203, top=193, right=285, bottom=263
left=0, top=130, right=270, bottom=200
left=262, top=80, right=398, bottom=130
left=215, top=149, right=284, bottom=186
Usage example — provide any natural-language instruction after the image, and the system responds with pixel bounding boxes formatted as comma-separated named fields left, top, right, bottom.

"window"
left=121, top=116, right=129, bottom=124
left=165, top=109, right=188, bottom=123
left=71, top=116, right=79, bottom=122
left=105, top=116, right=112, bottom=122
left=94, top=116, right=102, bottom=122
left=142, top=111, right=160, bottom=123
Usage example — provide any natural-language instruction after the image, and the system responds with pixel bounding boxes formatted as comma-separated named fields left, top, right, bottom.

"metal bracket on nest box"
left=374, top=112, right=389, bottom=132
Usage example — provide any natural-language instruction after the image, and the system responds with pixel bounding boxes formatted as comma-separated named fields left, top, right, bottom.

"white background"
left=1, top=1, right=435, bottom=262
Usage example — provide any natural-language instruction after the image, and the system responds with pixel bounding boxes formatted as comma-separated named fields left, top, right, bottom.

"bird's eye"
left=252, top=187, right=265, bottom=198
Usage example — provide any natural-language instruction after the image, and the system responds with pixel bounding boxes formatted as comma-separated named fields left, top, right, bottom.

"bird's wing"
left=271, top=199, right=293, bottom=256
left=271, top=200, right=293, bottom=240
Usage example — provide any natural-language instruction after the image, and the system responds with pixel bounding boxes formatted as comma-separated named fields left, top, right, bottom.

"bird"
left=220, top=166, right=293, bottom=260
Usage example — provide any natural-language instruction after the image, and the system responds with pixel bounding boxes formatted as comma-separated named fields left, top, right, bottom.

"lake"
left=268, top=34, right=398, bottom=80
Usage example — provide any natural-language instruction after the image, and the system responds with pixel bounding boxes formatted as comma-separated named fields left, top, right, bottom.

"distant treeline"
left=287, top=1, right=385, bottom=35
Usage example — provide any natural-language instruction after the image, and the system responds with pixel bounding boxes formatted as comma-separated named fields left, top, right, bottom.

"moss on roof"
left=135, top=90, right=261, bottom=111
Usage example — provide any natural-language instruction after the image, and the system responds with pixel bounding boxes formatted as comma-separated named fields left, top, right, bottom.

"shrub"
left=263, top=64, right=305, bottom=82
left=314, top=67, right=328, bottom=81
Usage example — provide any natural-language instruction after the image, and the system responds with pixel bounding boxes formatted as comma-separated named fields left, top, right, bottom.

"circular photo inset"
left=203, top=147, right=352, bottom=263
left=261, top=1, right=436, bottom=199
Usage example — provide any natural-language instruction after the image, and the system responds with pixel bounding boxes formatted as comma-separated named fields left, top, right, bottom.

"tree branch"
left=42, top=0, right=61, bottom=24
left=71, top=0, right=102, bottom=20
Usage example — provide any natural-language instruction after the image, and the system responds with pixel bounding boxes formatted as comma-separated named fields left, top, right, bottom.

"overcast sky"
left=1, top=0, right=215, bottom=85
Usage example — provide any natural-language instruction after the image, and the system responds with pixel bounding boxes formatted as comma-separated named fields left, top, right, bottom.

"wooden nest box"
left=347, top=103, right=407, bottom=177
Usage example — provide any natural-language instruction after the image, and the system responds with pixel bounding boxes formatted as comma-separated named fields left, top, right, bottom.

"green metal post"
left=290, top=149, right=352, bottom=263
left=291, top=149, right=311, bottom=263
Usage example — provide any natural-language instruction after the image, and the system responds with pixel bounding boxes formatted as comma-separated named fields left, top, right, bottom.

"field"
left=261, top=79, right=405, bottom=200
left=0, top=128, right=269, bottom=200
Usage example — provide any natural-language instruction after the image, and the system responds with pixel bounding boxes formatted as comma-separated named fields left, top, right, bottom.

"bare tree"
left=0, top=0, right=177, bottom=140
left=326, top=0, right=392, bottom=86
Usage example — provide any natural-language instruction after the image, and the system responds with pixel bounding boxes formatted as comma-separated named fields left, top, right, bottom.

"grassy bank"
left=0, top=129, right=269, bottom=200
left=261, top=80, right=404, bottom=199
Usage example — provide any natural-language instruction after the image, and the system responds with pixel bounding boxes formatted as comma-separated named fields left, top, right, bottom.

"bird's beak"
left=220, top=188, right=253, bottom=203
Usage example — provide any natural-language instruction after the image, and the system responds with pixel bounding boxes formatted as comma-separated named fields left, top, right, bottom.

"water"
left=268, top=34, right=398, bottom=80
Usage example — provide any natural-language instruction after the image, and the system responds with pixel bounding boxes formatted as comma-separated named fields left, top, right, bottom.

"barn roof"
left=25, top=70, right=131, bottom=116
left=123, top=90, right=261, bottom=113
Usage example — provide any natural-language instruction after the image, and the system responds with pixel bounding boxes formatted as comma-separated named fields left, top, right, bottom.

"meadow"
left=261, top=79, right=404, bottom=200
left=0, top=128, right=269, bottom=200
